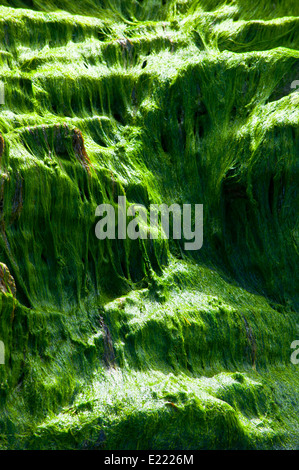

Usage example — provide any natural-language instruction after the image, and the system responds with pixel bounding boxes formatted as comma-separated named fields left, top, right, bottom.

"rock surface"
left=0, top=0, right=298, bottom=450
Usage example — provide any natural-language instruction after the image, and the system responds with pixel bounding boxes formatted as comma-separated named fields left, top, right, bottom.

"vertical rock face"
left=0, top=0, right=298, bottom=450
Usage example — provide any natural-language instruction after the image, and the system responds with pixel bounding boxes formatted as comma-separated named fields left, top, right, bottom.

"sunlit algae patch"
left=0, top=0, right=298, bottom=450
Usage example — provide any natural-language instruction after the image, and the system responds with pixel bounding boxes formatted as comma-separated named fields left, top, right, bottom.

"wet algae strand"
left=0, top=0, right=299, bottom=450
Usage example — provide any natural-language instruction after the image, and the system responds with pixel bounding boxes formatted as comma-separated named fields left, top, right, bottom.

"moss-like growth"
left=0, top=0, right=298, bottom=449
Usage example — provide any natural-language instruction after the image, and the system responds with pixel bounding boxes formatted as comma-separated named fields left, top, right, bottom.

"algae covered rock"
left=0, top=0, right=298, bottom=450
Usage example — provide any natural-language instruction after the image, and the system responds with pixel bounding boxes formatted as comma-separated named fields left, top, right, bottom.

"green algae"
left=0, top=0, right=298, bottom=450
